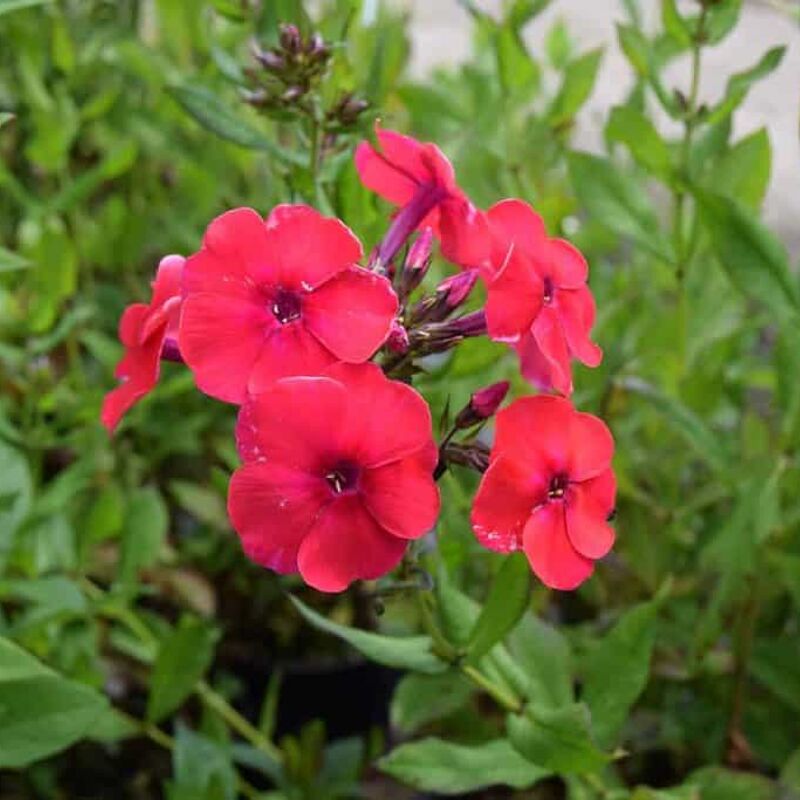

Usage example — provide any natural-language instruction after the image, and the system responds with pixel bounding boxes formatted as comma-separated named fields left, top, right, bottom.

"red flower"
left=179, top=205, right=398, bottom=404
left=228, top=362, right=440, bottom=592
left=484, top=200, right=602, bottom=395
left=355, top=123, right=489, bottom=268
left=471, top=395, right=615, bottom=590
left=101, top=254, right=184, bottom=433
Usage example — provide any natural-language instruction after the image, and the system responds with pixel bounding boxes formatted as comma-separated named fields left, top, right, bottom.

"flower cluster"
left=103, top=123, right=616, bottom=592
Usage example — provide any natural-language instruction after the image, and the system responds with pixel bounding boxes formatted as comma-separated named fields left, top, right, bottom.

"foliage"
left=1, top=0, right=799, bottom=798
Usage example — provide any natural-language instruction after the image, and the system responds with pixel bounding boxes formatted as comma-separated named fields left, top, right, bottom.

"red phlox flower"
left=179, top=205, right=398, bottom=404
left=228, top=362, right=440, bottom=592
left=484, top=199, right=602, bottom=395
left=355, top=122, right=489, bottom=268
left=471, top=395, right=615, bottom=591
left=101, top=254, right=185, bottom=433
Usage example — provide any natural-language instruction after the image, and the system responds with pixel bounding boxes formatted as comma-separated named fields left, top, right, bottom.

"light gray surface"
left=402, top=0, right=800, bottom=252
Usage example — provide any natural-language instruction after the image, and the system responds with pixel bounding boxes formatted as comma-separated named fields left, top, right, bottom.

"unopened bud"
left=279, top=23, right=302, bottom=54
left=407, top=228, right=433, bottom=272
left=386, top=320, right=410, bottom=354
left=254, top=48, right=286, bottom=73
left=437, top=268, right=478, bottom=310
left=338, top=95, right=369, bottom=124
left=442, top=441, right=490, bottom=474
left=306, top=32, right=330, bottom=61
left=455, top=381, right=509, bottom=429
left=241, top=88, right=269, bottom=107
left=281, top=86, right=304, bottom=103
left=409, top=309, right=487, bottom=355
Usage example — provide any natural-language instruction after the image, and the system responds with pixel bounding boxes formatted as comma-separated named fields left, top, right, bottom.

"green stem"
left=197, top=681, right=284, bottom=765
left=460, top=664, right=522, bottom=714
left=672, top=6, right=707, bottom=282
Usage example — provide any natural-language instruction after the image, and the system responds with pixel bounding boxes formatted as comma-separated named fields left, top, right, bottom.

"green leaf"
left=507, top=0, right=553, bottom=29
left=0, top=576, right=86, bottom=629
left=390, top=671, right=474, bottom=734
left=693, top=187, right=799, bottom=320
left=548, top=49, right=603, bottom=126
left=170, top=481, right=229, bottom=530
left=467, top=553, right=530, bottom=662
left=704, top=0, right=742, bottom=45
left=687, top=766, right=774, bottom=800
left=507, top=702, right=609, bottom=774
left=0, top=636, right=108, bottom=767
left=545, top=19, right=572, bottom=69
left=290, top=596, right=444, bottom=674
left=661, top=0, right=691, bottom=47
left=0, top=441, right=33, bottom=573
left=581, top=601, right=658, bottom=747
left=0, top=245, right=30, bottom=272
left=379, top=737, right=550, bottom=794
left=508, top=614, right=573, bottom=708
left=606, top=105, right=672, bottom=179
left=169, top=724, right=237, bottom=800
left=750, top=638, right=800, bottom=713
left=0, top=112, right=15, bottom=129
left=168, top=85, right=304, bottom=166
left=568, top=151, right=674, bottom=262
left=119, top=487, right=169, bottom=583
left=147, top=616, right=218, bottom=722
left=713, top=128, right=771, bottom=209
left=0, top=0, right=52, bottom=16
left=620, top=378, right=731, bottom=473
left=494, top=25, right=540, bottom=98
left=706, top=47, right=786, bottom=126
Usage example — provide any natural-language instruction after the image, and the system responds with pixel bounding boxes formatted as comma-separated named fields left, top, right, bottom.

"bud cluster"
left=245, top=24, right=369, bottom=130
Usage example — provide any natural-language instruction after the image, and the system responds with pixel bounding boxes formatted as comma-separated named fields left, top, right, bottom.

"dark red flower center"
left=543, top=276, right=555, bottom=305
left=325, top=461, right=360, bottom=495
left=547, top=473, right=569, bottom=501
left=271, top=288, right=302, bottom=324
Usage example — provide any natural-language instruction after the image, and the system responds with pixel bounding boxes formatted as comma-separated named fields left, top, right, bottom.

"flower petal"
left=438, top=198, right=491, bottom=270
left=247, top=322, right=336, bottom=395
left=557, top=286, right=602, bottom=368
left=568, top=411, right=615, bottom=481
left=150, top=254, right=186, bottom=308
left=471, top=456, right=546, bottom=553
left=323, top=362, right=435, bottom=467
left=531, top=306, right=573, bottom=395
left=354, top=140, right=419, bottom=207
left=179, top=293, right=271, bottom=403
left=549, top=239, right=588, bottom=288
left=228, top=462, right=330, bottom=574
left=297, top=495, right=407, bottom=592
left=236, top=376, right=348, bottom=470
left=185, top=208, right=275, bottom=295
left=523, top=504, right=594, bottom=590
left=486, top=250, right=543, bottom=343
left=565, top=471, right=616, bottom=559
left=493, top=395, right=575, bottom=475
left=303, top=268, right=398, bottom=362
left=360, top=451, right=440, bottom=539
left=514, top=330, right=554, bottom=392
left=487, top=199, right=548, bottom=267
left=101, top=331, right=163, bottom=433
left=264, top=205, right=363, bottom=290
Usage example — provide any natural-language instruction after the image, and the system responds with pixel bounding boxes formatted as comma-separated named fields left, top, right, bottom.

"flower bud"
left=281, top=86, right=304, bottom=103
left=454, top=381, right=509, bottom=429
left=255, top=49, right=286, bottom=73
left=279, top=23, right=302, bottom=54
left=386, top=320, right=410, bottom=354
left=398, top=228, right=433, bottom=298
left=441, top=441, right=490, bottom=474
left=409, top=309, right=487, bottom=354
left=437, top=268, right=478, bottom=310
left=306, top=32, right=330, bottom=61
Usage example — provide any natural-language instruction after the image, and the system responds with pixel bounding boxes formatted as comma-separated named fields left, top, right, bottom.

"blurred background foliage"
left=1, top=0, right=799, bottom=798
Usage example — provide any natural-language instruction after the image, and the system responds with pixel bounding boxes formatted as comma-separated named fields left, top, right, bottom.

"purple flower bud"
left=386, top=320, right=410, bottom=354
left=437, top=268, right=478, bottom=310
left=255, top=49, right=286, bottom=73
left=279, top=23, right=302, bottom=54
left=455, top=381, right=509, bottom=429
left=407, top=228, right=434, bottom=273
left=281, top=86, right=304, bottom=103
left=306, top=32, right=330, bottom=61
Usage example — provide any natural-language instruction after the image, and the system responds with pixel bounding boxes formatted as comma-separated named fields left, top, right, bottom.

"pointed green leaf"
left=380, top=737, right=550, bottom=794
left=569, top=151, right=674, bottom=261
left=606, top=105, right=672, bottom=179
left=661, top=0, right=691, bottom=47
left=507, top=702, right=609, bottom=774
left=713, top=128, right=771, bottom=209
left=291, top=596, right=444, bottom=673
left=390, top=671, right=474, bottom=733
left=147, top=616, right=218, bottom=722
left=693, top=187, right=799, bottom=319
left=548, top=49, right=603, bottom=125
left=581, top=601, right=659, bottom=747
left=467, top=553, right=530, bottom=662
